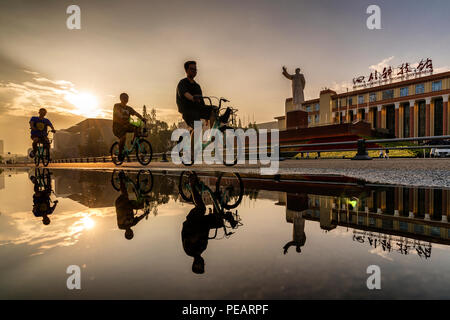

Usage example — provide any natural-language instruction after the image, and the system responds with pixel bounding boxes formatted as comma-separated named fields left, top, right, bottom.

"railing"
left=44, top=135, right=450, bottom=164
left=278, top=135, right=450, bottom=160
left=52, top=151, right=171, bottom=164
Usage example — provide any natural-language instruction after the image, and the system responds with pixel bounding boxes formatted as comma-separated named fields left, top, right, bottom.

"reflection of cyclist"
left=29, top=108, right=56, bottom=158
left=283, top=211, right=306, bottom=254
left=30, top=174, right=58, bottom=225
left=181, top=173, right=224, bottom=274
left=114, top=171, right=148, bottom=240
left=176, top=61, right=231, bottom=129
left=113, top=93, right=146, bottom=162
left=181, top=173, right=239, bottom=274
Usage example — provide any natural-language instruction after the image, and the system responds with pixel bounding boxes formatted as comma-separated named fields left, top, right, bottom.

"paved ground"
left=4, top=158, right=450, bottom=188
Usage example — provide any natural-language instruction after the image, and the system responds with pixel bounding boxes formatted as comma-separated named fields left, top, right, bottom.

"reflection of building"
left=244, top=176, right=450, bottom=257
left=54, top=170, right=116, bottom=208
left=275, top=70, right=450, bottom=138
left=54, top=119, right=115, bottom=157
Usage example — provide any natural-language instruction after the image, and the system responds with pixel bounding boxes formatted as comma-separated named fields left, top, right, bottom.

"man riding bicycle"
left=176, top=61, right=231, bottom=129
left=29, top=108, right=56, bottom=158
left=113, top=93, right=146, bottom=162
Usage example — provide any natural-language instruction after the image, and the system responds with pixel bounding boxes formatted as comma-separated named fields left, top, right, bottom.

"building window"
left=400, top=87, right=409, bottom=97
left=415, top=83, right=425, bottom=94
left=358, top=95, right=364, bottom=104
left=349, top=97, right=353, bottom=106
left=315, top=103, right=320, bottom=111
left=314, top=114, right=319, bottom=123
left=305, top=105, right=312, bottom=112
left=382, top=89, right=394, bottom=100
left=432, top=80, right=442, bottom=92
left=335, top=100, right=338, bottom=108
left=308, top=115, right=312, bottom=124
left=369, top=93, right=376, bottom=102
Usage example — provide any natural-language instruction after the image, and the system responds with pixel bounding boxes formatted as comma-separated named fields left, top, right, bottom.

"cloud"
left=0, top=69, right=110, bottom=118
left=369, top=56, right=395, bottom=71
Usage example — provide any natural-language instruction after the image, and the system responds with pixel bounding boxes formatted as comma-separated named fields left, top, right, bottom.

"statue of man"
left=282, top=66, right=306, bottom=107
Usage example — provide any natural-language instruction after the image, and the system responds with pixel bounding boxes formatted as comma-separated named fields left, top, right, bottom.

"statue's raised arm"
left=282, top=66, right=306, bottom=107
left=282, top=66, right=293, bottom=80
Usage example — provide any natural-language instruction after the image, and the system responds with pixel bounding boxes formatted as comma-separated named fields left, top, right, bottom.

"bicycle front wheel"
left=42, top=148, right=50, bottom=167
left=137, top=170, right=153, bottom=194
left=136, top=139, right=152, bottom=165
left=110, top=142, right=123, bottom=165
left=216, top=172, right=244, bottom=209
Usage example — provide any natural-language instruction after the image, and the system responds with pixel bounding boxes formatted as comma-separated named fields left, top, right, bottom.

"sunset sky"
left=1, top=0, right=450, bottom=154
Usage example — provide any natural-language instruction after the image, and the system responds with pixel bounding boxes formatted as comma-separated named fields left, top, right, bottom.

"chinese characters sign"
left=353, top=58, right=433, bottom=89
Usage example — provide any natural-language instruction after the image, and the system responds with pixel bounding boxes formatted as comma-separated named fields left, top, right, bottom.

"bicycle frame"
left=121, top=136, right=144, bottom=156
left=190, top=96, right=234, bottom=154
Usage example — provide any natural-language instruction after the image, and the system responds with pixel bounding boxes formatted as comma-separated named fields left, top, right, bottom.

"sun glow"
left=65, top=92, right=100, bottom=118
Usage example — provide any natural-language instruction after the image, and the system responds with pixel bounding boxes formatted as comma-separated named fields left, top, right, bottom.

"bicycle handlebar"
left=193, top=95, right=230, bottom=108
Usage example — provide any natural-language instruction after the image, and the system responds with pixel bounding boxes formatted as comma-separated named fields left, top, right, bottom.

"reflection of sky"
left=2, top=170, right=450, bottom=299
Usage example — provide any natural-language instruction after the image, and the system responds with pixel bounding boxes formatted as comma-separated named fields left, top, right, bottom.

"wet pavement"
left=1, top=167, right=450, bottom=299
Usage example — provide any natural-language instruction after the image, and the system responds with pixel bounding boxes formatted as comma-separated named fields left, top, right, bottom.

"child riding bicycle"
left=29, top=108, right=56, bottom=158
left=113, top=92, right=147, bottom=162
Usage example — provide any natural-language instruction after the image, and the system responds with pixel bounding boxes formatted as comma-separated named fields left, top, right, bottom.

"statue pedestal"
left=285, top=98, right=302, bottom=113
left=285, top=98, right=307, bottom=130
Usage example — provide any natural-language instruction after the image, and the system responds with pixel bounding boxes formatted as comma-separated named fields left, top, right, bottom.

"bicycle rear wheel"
left=216, top=172, right=244, bottom=209
left=34, top=153, right=40, bottom=166
left=110, top=142, right=123, bottom=165
left=222, top=130, right=240, bottom=166
left=111, top=169, right=122, bottom=191
left=179, top=171, right=194, bottom=202
left=136, top=139, right=152, bottom=165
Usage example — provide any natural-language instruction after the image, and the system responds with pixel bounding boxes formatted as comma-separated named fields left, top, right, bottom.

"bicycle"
left=30, top=168, right=52, bottom=191
left=178, top=171, right=244, bottom=238
left=179, top=96, right=239, bottom=167
left=111, top=169, right=154, bottom=216
left=110, top=119, right=153, bottom=166
left=33, top=130, right=54, bottom=167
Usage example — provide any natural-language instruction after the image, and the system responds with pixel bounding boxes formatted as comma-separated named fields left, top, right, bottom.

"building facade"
left=277, top=71, right=450, bottom=138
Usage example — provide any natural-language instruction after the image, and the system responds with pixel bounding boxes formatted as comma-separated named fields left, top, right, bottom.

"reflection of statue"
left=283, top=211, right=306, bottom=254
left=282, top=66, right=306, bottom=107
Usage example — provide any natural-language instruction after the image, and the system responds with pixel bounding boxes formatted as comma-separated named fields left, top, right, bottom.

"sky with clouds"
left=1, top=0, right=450, bottom=154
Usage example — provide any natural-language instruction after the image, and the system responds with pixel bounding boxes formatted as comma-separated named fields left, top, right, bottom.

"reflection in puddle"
left=0, top=168, right=450, bottom=299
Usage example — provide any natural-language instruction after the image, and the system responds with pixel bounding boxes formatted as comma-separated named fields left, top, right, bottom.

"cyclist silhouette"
left=113, top=93, right=146, bottom=162
left=114, top=171, right=149, bottom=240
left=30, top=170, right=58, bottom=225
left=176, top=60, right=231, bottom=129
left=29, top=108, right=56, bottom=158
